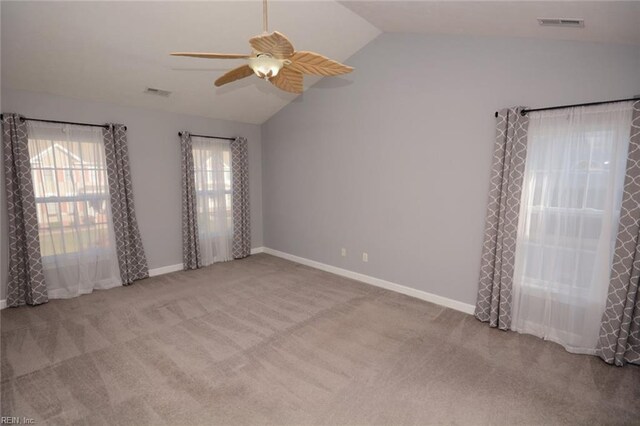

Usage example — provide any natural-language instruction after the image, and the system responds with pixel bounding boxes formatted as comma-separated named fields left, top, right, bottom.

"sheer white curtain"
left=27, top=122, right=121, bottom=298
left=192, top=136, right=233, bottom=265
left=512, top=102, right=634, bottom=354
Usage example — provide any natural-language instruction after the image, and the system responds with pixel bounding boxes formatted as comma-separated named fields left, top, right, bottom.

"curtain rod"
left=0, top=114, right=126, bottom=131
left=178, top=131, right=235, bottom=141
left=494, top=96, right=640, bottom=118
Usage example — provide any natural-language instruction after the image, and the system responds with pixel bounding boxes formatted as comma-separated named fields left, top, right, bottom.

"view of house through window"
left=27, top=122, right=121, bottom=298
left=29, top=139, right=111, bottom=256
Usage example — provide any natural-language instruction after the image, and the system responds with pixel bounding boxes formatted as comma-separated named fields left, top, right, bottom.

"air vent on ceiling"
left=144, top=87, right=172, bottom=97
left=538, top=18, right=585, bottom=28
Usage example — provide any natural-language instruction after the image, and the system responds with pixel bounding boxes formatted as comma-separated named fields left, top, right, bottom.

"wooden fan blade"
left=249, top=31, right=294, bottom=59
left=287, top=51, right=353, bottom=76
left=270, top=67, right=303, bottom=94
left=215, top=65, right=255, bottom=87
left=171, top=52, right=251, bottom=59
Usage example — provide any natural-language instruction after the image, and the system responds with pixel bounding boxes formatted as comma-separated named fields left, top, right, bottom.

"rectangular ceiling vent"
left=144, top=87, right=171, bottom=97
left=538, top=18, right=585, bottom=28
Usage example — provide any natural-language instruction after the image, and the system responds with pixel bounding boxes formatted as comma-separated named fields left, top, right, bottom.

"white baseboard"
left=1, top=247, right=473, bottom=315
left=262, top=247, right=476, bottom=316
left=147, top=248, right=264, bottom=278
left=148, top=263, right=184, bottom=277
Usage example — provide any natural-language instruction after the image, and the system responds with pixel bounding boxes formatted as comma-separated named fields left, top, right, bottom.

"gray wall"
left=261, top=33, right=640, bottom=306
left=1, top=88, right=263, bottom=299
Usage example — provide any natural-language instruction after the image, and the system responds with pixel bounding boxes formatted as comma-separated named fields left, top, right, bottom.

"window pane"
left=27, top=124, right=115, bottom=257
left=191, top=137, right=234, bottom=265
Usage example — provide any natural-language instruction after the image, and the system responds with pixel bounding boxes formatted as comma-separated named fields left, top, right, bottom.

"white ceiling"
left=340, top=1, right=640, bottom=45
left=3, top=2, right=638, bottom=125
left=1, top=1, right=380, bottom=124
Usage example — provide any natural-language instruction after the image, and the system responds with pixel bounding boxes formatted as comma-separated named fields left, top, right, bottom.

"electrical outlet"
left=362, top=252, right=368, bottom=262
left=341, top=248, right=347, bottom=257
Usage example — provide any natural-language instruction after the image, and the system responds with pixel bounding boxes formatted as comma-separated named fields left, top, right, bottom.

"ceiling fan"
left=170, top=0, right=353, bottom=94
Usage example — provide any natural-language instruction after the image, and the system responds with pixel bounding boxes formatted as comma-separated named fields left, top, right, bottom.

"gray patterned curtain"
left=179, top=131, right=201, bottom=270
left=475, top=107, right=529, bottom=329
left=230, top=137, right=251, bottom=259
left=2, top=113, right=48, bottom=306
left=103, top=124, right=148, bottom=285
left=597, top=101, right=640, bottom=366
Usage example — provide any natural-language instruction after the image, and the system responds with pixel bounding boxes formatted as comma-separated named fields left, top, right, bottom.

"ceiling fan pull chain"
left=263, top=0, right=269, bottom=33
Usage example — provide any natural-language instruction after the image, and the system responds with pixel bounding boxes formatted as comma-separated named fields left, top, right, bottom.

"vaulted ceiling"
left=3, top=1, right=638, bottom=125
left=1, top=1, right=380, bottom=124
left=340, top=1, right=640, bottom=46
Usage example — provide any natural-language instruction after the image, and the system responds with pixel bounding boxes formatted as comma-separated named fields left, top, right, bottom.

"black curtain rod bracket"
left=494, top=96, right=639, bottom=118
left=0, top=114, right=126, bottom=131
left=178, top=131, right=235, bottom=141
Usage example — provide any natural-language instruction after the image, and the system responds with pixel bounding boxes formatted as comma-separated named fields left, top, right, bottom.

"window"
left=511, top=103, right=634, bottom=353
left=517, top=130, right=621, bottom=294
left=192, top=136, right=233, bottom=265
left=27, top=122, right=121, bottom=298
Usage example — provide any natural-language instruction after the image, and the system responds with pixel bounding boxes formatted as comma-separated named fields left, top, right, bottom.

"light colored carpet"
left=1, top=253, right=639, bottom=425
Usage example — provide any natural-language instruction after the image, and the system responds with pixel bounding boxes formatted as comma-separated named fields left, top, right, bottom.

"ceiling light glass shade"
left=248, top=54, right=284, bottom=79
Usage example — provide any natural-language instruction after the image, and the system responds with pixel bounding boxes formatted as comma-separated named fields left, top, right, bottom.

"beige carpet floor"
left=1, top=253, right=639, bottom=425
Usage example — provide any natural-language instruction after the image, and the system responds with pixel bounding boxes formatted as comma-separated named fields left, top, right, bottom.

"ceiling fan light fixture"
left=248, top=54, right=284, bottom=79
